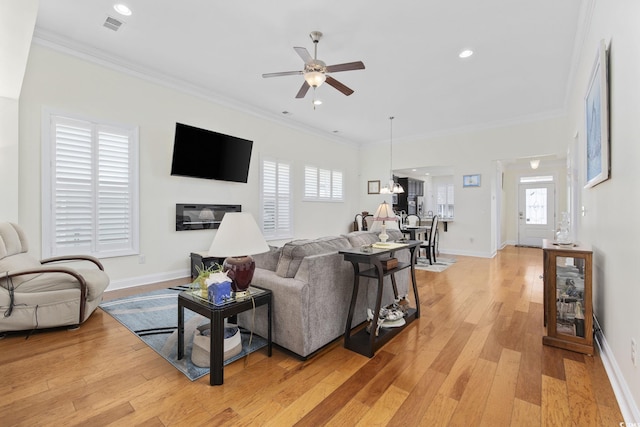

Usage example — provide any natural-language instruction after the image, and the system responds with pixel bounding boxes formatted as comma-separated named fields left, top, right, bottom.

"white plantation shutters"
left=261, top=158, right=292, bottom=239
left=436, top=183, right=454, bottom=218
left=43, top=113, right=139, bottom=258
left=303, top=165, right=343, bottom=201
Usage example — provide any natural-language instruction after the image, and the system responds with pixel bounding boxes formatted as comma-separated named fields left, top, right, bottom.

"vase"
left=556, top=212, right=571, bottom=244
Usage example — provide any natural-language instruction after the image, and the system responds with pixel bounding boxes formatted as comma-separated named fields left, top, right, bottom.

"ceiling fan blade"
left=262, top=70, right=303, bottom=78
left=294, top=47, right=313, bottom=63
left=326, top=61, right=365, bottom=73
left=325, top=76, right=354, bottom=96
left=296, top=81, right=310, bottom=98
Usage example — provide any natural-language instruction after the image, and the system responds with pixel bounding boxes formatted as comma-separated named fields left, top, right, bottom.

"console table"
left=339, top=240, right=421, bottom=357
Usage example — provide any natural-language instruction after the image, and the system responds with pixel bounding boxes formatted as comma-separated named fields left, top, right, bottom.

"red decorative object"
left=223, top=255, right=256, bottom=292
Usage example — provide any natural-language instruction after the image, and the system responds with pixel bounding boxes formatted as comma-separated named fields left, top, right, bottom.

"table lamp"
left=208, top=212, right=269, bottom=298
left=373, top=201, right=397, bottom=243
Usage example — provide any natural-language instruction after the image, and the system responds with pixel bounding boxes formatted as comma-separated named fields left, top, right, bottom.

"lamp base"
left=223, top=255, right=255, bottom=294
left=379, top=223, right=389, bottom=243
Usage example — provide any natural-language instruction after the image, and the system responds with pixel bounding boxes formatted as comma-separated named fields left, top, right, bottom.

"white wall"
left=0, top=97, right=19, bottom=221
left=359, top=117, right=569, bottom=257
left=564, top=0, right=640, bottom=419
left=18, top=44, right=361, bottom=286
left=0, top=0, right=38, bottom=223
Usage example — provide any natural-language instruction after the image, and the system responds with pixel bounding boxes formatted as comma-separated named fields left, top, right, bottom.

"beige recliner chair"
left=0, top=222, right=110, bottom=333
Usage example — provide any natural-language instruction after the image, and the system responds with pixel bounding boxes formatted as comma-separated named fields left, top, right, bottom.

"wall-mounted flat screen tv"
left=170, top=122, right=253, bottom=183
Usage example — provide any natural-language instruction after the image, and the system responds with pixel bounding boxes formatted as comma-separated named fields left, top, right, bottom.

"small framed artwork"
left=463, top=174, right=481, bottom=187
left=584, top=39, right=610, bottom=189
left=367, top=180, right=380, bottom=194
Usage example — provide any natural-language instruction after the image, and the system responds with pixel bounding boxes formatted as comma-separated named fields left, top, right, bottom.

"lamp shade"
left=208, top=212, right=269, bottom=257
left=373, top=201, right=397, bottom=222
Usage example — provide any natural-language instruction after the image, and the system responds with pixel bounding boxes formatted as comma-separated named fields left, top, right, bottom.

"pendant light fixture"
left=380, top=116, right=404, bottom=194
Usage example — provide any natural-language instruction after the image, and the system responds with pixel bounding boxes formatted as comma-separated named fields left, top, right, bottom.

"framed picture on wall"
left=463, top=174, right=481, bottom=187
left=367, top=180, right=380, bottom=194
left=584, top=39, right=610, bottom=189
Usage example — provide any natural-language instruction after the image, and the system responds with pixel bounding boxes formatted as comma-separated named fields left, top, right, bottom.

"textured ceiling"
left=33, top=0, right=584, bottom=145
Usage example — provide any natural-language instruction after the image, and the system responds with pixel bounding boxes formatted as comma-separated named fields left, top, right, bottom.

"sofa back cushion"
left=253, top=246, right=281, bottom=271
left=342, top=230, right=404, bottom=247
left=0, top=222, right=29, bottom=260
left=275, top=236, right=351, bottom=278
left=343, top=231, right=379, bottom=247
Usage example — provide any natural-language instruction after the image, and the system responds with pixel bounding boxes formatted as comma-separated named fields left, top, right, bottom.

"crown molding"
left=31, top=29, right=359, bottom=150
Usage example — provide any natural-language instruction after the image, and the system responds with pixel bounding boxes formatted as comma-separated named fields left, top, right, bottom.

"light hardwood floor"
left=1, top=246, right=623, bottom=426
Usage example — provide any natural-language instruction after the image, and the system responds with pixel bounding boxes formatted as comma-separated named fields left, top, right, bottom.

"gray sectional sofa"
left=238, top=229, right=409, bottom=359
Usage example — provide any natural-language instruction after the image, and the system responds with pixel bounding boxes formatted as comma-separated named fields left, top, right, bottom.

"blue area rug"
left=99, top=285, right=268, bottom=381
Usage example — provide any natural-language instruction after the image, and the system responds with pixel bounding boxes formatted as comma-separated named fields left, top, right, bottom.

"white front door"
left=518, top=182, right=555, bottom=247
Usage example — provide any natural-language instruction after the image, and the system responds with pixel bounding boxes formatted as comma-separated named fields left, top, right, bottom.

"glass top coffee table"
left=177, top=285, right=272, bottom=385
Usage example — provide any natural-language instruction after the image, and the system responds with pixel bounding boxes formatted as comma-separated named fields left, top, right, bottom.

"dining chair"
left=420, top=215, right=439, bottom=265
left=353, top=213, right=364, bottom=231
left=405, top=214, right=424, bottom=240
left=363, top=214, right=374, bottom=231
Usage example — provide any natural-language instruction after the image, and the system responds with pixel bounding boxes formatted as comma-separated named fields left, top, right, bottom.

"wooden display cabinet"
left=542, top=239, right=593, bottom=355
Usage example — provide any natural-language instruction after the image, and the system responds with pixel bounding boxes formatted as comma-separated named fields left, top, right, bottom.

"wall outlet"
left=138, top=254, right=146, bottom=264
left=632, top=338, right=637, bottom=367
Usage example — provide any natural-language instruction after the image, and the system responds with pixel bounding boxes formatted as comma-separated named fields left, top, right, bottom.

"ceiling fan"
left=262, top=31, right=365, bottom=99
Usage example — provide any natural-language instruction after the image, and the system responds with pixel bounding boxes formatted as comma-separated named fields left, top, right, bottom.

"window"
left=436, top=183, right=454, bottom=218
left=303, top=165, right=343, bottom=201
left=261, top=158, right=292, bottom=239
left=520, top=175, right=554, bottom=183
left=42, top=111, right=139, bottom=258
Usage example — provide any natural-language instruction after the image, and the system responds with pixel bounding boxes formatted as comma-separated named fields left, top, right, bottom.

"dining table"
left=399, top=226, right=430, bottom=241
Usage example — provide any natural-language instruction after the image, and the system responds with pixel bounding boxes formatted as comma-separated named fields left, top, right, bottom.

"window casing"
left=42, top=111, right=139, bottom=258
left=261, top=158, right=292, bottom=240
left=303, top=165, right=343, bottom=201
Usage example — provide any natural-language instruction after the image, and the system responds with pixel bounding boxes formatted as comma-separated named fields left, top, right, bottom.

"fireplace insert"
left=176, top=204, right=241, bottom=231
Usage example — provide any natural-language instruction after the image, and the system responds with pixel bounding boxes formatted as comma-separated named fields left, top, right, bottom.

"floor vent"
left=104, top=16, right=123, bottom=31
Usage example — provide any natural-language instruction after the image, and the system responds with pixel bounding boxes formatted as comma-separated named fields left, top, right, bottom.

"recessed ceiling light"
left=113, top=4, right=132, bottom=16
left=458, top=49, right=474, bottom=59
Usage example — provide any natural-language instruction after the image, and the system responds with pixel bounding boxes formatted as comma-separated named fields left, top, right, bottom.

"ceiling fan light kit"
left=262, top=31, right=365, bottom=100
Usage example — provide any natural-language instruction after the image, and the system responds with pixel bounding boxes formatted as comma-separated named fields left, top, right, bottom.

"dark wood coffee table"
left=177, top=285, right=272, bottom=385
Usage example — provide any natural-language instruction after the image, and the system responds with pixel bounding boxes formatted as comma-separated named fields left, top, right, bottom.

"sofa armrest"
left=293, top=252, right=362, bottom=353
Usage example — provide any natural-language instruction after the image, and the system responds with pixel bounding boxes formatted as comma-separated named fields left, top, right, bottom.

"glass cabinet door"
left=555, top=255, right=586, bottom=338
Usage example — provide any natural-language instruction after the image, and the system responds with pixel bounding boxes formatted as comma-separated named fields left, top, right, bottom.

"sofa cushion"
left=253, top=245, right=281, bottom=271
left=343, top=230, right=404, bottom=248
left=275, top=236, right=352, bottom=278
left=343, top=231, right=379, bottom=247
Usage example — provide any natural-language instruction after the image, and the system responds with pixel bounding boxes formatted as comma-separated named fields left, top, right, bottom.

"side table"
left=339, top=240, right=421, bottom=357
left=177, top=286, right=272, bottom=385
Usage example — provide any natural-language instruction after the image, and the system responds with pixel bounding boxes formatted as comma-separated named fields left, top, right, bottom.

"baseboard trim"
left=106, top=269, right=190, bottom=291
left=594, top=316, right=640, bottom=423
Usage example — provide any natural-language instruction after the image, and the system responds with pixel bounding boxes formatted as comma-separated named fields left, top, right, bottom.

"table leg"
left=368, top=259, right=385, bottom=357
left=267, top=295, right=272, bottom=356
left=177, top=298, right=184, bottom=360
left=211, top=312, right=225, bottom=385
left=344, top=261, right=361, bottom=342
left=409, top=246, right=421, bottom=317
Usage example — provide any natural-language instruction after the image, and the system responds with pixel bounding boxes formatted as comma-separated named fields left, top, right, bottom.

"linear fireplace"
left=175, top=204, right=241, bottom=231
